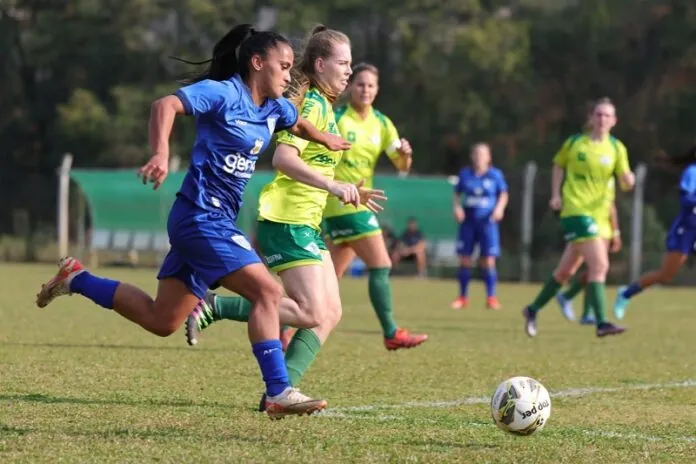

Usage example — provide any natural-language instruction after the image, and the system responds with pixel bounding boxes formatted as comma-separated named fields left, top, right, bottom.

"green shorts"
left=560, top=215, right=600, bottom=243
left=323, top=211, right=382, bottom=244
left=256, top=220, right=327, bottom=272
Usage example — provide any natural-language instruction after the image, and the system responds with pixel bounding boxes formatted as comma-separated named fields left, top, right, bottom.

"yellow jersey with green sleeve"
left=323, top=104, right=401, bottom=218
left=258, top=88, right=342, bottom=230
left=553, top=133, right=629, bottom=219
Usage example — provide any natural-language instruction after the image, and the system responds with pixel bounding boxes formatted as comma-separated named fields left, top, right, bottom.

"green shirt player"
left=182, top=26, right=386, bottom=412
left=522, top=98, right=635, bottom=338
left=323, top=63, right=428, bottom=350
left=555, top=175, right=623, bottom=325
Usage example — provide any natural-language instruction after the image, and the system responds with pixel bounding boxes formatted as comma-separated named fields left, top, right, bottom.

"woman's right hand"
left=549, top=195, right=562, bottom=211
left=138, top=153, right=169, bottom=190
left=328, top=181, right=360, bottom=208
left=454, top=206, right=465, bottom=224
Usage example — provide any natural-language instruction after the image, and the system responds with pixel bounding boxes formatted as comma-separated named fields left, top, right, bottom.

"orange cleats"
left=450, top=296, right=469, bottom=310
left=36, top=257, right=85, bottom=308
left=384, top=328, right=428, bottom=351
left=486, top=296, right=501, bottom=310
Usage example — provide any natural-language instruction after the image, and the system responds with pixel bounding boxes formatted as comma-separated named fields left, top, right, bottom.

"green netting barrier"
left=70, top=169, right=455, bottom=239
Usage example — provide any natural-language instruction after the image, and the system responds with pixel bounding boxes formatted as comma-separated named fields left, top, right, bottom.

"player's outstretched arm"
left=272, top=144, right=359, bottom=207
left=140, top=95, right=186, bottom=189
left=288, top=118, right=351, bottom=152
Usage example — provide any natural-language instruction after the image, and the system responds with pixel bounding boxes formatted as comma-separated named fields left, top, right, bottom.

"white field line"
left=319, top=379, right=696, bottom=416
left=583, top=430, right=696, bottom=443
left=317, top=380, right=696, bottom=443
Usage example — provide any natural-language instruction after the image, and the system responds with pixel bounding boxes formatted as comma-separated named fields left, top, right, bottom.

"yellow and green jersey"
left=324, top=104, right=402, bottom=218
left=258, top=88, right=342, bottom=230
left=553, top=133, right=629, bottom=219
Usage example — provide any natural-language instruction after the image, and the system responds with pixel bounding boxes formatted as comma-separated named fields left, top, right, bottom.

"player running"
left=613, top=146, right=696, bottom=319
left=522, top=97, right=635, bottom=338
left=319, top=62, right=427, bottom=350
left=450, top=143, right=509, bottom=310
left=35, top=25, right=352, bottom=419
left=184, top=26, right=385, bottom=403
left=555, top=177, right=622, bottom=324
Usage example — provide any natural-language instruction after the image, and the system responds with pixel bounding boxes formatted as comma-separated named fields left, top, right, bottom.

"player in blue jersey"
left=34, top=24, right=355, bottom=419
left=451, top=143, right=509, bottom=310
left=613, top=146, right=696, bottom=319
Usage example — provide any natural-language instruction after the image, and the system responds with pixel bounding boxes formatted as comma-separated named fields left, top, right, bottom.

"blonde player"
left=522, top=98, right=635, bottom=338
left=320, top=63, right=427, bottom=350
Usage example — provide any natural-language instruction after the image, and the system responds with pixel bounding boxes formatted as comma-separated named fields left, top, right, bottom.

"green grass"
left=1, top=263, right=695, bottom=463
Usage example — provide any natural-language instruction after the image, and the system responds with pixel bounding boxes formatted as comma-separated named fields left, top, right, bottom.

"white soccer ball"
left=490, top=376, right=551, bottom=436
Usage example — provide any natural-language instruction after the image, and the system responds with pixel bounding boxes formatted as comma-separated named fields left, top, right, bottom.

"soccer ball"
left=490, top=376, right=551, bottom=436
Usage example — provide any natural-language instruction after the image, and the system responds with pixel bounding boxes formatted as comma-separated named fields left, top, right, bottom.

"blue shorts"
left=665, top=220, right=696, bottom=255
left=157, top=197, right=262, bottom=298
left=457, top=220, right=500, bottom=257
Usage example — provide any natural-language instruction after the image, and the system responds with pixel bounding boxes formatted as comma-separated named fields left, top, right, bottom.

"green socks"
left=562, top=277, right=585, bottom=300
left=284, top=329, right=322, bottom=386
left=215, top=296, right=252, bottom=322
left=528, top=276, right=562, bottom=312
left=368, top=268, right=398, bottom=339
left=581, top=288, right=594, bottom=320
left=585, top=282, right=607, bottom=324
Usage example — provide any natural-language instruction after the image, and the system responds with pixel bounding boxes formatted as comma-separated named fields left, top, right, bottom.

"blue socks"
left=457, top=267, right=471, bottom=297
left=458, top=267, right=497, bottom=297
left=481, top=267, right=497, bottom=297
left=252, top=340, right=290, bottom=397
left=622, top=282, right=643, bottom=299
left=69, top=272, right=119, bottom=309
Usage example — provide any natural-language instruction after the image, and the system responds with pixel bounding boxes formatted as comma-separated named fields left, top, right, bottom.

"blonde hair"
left=285, top=24, right=351, bottom=107
left=584, top=97, right=615, bottom=132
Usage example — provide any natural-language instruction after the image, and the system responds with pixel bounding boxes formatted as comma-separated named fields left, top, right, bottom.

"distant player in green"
left=522, top=98, right=635, bottom=338
left=183, top=26, right=386, bottom=411
left=322, top=62, right=428, bottom=350
left=555, top=176, right=622, bottom=324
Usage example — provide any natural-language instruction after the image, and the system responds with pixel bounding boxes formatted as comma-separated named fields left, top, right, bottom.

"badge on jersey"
left=250, top=138, right=264, bottom=155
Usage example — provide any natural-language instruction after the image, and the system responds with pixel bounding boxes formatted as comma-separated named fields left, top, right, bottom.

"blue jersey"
left=676, top=163, right=696, bottom=228
left=174, top=74, right=298, bottom=219
left=455, top=167, right=508, bottom=221
left=665, top=164, right=696, bottom=256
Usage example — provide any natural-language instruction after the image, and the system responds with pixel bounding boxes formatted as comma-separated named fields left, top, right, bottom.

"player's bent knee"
left=324, top=302, right=343, bottom=329
left=254, top=281, right=283, bottom=311
left=150, top=321, right=179, bottom=338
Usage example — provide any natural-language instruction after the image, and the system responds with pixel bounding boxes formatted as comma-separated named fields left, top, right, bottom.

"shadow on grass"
left=0, top=393, right=234, bottom=410
left=1, top=341, right=232, bottom=352
left=403, top=439, right=500, bottom=450
left=0, top=422, right=274, bottom=444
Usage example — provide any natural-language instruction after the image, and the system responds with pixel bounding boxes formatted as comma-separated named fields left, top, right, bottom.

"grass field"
left=1, top=262, right=695, bottom=463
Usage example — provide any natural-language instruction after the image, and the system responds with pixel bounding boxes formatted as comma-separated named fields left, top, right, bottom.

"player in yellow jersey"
left=522, top=98, right=635, bottom=338
left=182, top=26, right=386, bottom=412
left=319, top=63, right=428, bottom=350
left=555, top=176, right=622, bottom=324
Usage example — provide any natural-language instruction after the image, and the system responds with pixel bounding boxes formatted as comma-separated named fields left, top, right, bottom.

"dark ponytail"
left=171, top=24, right=288, bottom=84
